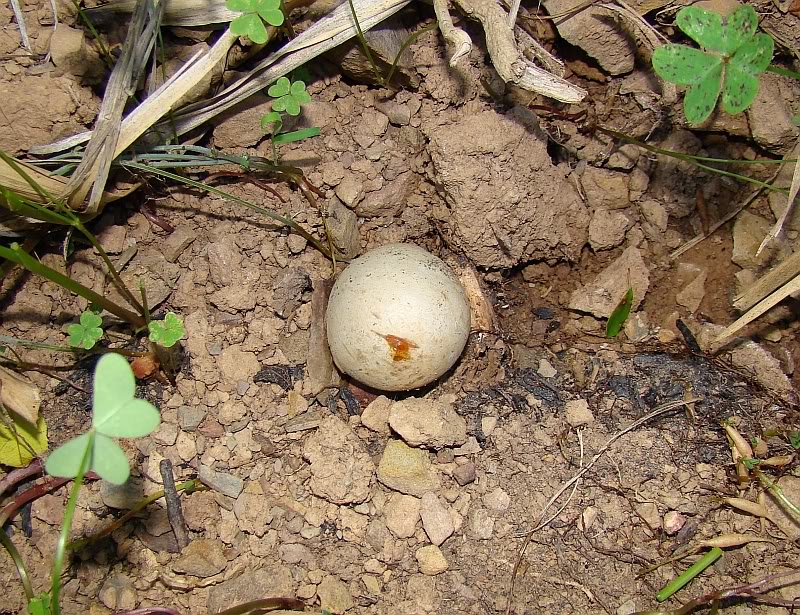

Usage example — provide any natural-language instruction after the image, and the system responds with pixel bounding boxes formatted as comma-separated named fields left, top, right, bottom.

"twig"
left=0, top=459, right=43, bottom=496
left=505, top=399, right=699, bottom=615
left=159, top=459, right=190, bottom=549
left=506, top=0, right=521, bottom=27
left=452, top=0, right=586, bottom=102
left=118, top=609, right=181, bottom=615
left=432, top=0, right=473, bottom=66
left=214, top=597, right=306, bottom=615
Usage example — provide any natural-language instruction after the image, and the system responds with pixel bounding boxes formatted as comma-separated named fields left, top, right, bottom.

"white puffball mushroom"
left=326, top=243, right=471, bottom=391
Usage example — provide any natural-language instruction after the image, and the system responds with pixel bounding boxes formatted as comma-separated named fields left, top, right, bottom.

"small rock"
left=420, top=493, right=454, bottom=546
left=207, top=567, right=295, bottom=614
left=355, top=171, right=417, bottom=218
left=453, top=436, right=481, bottom=456
left=375, top=100, right=412, bottom=126
left=676, top=270, right=707, bottom=313
left=98, top=573, right=137, bottom=611
left=732, top=211, right=775, bottom=269
left=636, top=502, right=661, bottom=531
left=384, top=493, right=421, bottom=538
left=198, top=465, right=244, bottom=498
left=580, top=167, right=630, bottom=210
left=317, top=575, right=354, bottom=614
left=335, top=173, right=365, bottom=208
left=588, top=208, right=630, bottom=251
left=96, top=224, right=127, bottom=255
left=320, top=161, right=345, bottom=186
left=218, top=346, right=260, bottom=383
left=607, top=144, right=640, bottom=170
left=184, top=491, right=220, bottom=531
left=747, top=72, right=799, bottom=154
left=640, top=200, right=668, bottom=233
left=483, top=487, right=510, bottom=513
left=623, top=312, right=651, bottom=342
left=287, top=234, right=307, bottom=254
left=544, top=0, right=634, bottom=74
left=663, top=511, right=686, bottom=536
left=377, top=440, right=441, bottom=496
left=279, top=543, right=315, bottom=565
left=361, top=395, right=393, bottom=435
left=178, top=405, right=206, bottom=432
left=327, top=197, right=361, bottom=258
left=172, top=539, right=227, bottom=577
left=362, top=574, right=381, bottom=594
left=388, top=397, right=468, bottom=449
left=452, top=462, right=476, bottom=486
left=415, top=545, right=449, bottom=575
left=101, top=479, right=144, bottom=509
left=481, top=416, right=497, bottom=436
left=163, top=227, right=197, bottom=263
left=470, top=508, right=495, bottom=539
left=207, top=238, right=242, bottom=287
left=565, top=399, right=594, bottom=427
left=303, top=416, right=374, bottom=504
left=272, top=268, right=311, bottom=318
left=537, top=359, right=557, bottom=378
left=152, top=422, right=178, bottom=446
left=31, top=494, right=63, bottom=526
left=234, top=491, right=272, bottom=537
left=569, top=246, right=650, bottom=318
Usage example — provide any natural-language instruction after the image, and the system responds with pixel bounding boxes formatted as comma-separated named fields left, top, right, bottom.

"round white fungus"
left=326, top=243, right=471, bottom=391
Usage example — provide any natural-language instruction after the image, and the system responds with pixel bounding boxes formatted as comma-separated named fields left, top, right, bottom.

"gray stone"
left=272, top=268, right=311, bottom=318
left=198, top=465, right=244, bottom=498
left=377, top=440, right=440, bottom=497
left=452, top=462, right=476, bottom=486
left=356, top=171, right=417, bottom=218
left=327, top=197, right=360, bottom=258
left=178, top=405, right=207, bottom=432
left=388, top=397, right=467, bottom=449
left=420, top=493, right=454, bottom=546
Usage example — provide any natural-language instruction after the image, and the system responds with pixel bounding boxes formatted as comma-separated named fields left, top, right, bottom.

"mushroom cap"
left=326, top=243, right=471, bottom=391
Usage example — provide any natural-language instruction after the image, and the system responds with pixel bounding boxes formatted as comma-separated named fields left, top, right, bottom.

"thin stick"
left=159, top=459, right=190, bottom=549
left=8, top=0, right=31, bottom=52
left=505, top=399, right=699, bottom=615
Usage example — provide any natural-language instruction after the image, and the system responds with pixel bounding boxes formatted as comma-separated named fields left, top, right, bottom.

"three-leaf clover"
left=268, top=77, right=311, bottom=116
left=226, top=0, right=284, bottom=45
left=45, top=353, right=160, bottom=484
left=652, top=5, right=774, bottom=124
left=67, top=310, right=104, bottom=350
left=148, top=311, right=185, bottom=348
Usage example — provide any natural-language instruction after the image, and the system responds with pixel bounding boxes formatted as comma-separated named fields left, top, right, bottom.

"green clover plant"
left=226, top=0, right=284, bottom=45
left=268, top=77, right=311, bottom=116
left=46, top=353, right=160, bottom=484
left=67, top=310, right=104, bottom=350
left=652, top=5, right=774, bottom=125
left=148, top=311, right=185, bottom=348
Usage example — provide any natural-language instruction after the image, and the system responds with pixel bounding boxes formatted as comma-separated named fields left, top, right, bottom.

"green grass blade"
left=656, top=547, right=722, bottom=602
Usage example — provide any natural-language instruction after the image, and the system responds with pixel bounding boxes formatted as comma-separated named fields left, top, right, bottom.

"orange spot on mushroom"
left=382, top=334, right=418, bottom=362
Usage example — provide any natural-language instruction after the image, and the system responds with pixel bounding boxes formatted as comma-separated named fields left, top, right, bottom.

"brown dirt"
left=1, top=2, right=800, bottom=615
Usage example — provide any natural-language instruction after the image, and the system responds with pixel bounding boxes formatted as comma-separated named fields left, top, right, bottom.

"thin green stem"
left=51, top=431, right=94, bottom=615
left=767, top=65, right=800, bottom=81
left=0, top=244, right=146, bottom=328
left=656, top=547, right=722, bottom=603
left=386, top=22, right=438, bottom=87
left=0, top=526, right=34, bottom=601
left=121, top=162, right=334, bottom=259
left=70, top=0, right=113, bottom=67
left=754, top=469, right=800, bottom=520
left=347, top=0, right=385, bottom=86
left=597, top=127, right=790, bottom=194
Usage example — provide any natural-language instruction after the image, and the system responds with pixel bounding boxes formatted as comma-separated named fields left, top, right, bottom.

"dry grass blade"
left=734, top=250, right=800, bottom=312
left=86, top=0, right=238, bottom=27
left=757, top=137, right=800, bottom=256
left=8, top=0, right=31, bottom=52
left=63, top=0, right=165, bottom=212
left=716, top=273, right=800, bottom=344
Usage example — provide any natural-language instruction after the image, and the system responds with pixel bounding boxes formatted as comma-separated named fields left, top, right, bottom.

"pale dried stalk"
left=85, top=0, right=239, bottom=27
left=452, top=0, right=586, bottom=102
left=716, top=272, right=800, bottom=343
left=64, top=0, right=164, bottom=212
left=757, top=138, right=800, bottom=256
left=432, top=0, right=473, bottom=66
left=735, top=251, right=800, bottom=311
left=8, top=0, right=31, bottom=52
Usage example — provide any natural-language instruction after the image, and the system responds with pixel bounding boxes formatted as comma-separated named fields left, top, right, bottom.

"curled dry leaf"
left=0, top=366, right=41, bottom=424
left=131, top=354, right=159, bottom=380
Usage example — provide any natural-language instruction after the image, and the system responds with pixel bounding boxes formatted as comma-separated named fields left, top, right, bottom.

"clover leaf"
left=652, top=4, right=774, bottom=124
left=148, top=311, right=185, bottom=348
left=226, top=0, right=284, bottom=45
left=67, top=310, right=104, bottom=350
left=268, top=77, right=311, bottom=116
left=45, top=353, right=160, bottom=484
